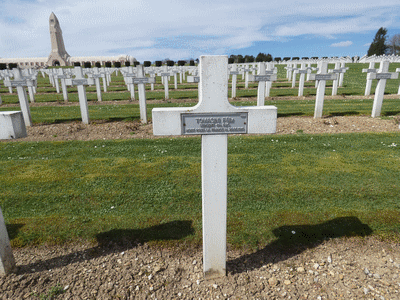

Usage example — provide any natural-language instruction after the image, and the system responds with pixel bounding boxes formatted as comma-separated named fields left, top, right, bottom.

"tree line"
left=368, top=27, right=400, bottom=56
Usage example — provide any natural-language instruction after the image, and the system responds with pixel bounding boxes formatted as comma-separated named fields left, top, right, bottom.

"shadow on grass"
left=6, top=224, right=24, bottom=240
left=277, top=112, right=307, bottom=118
left=324, top=111, right=361, bottom=117
left=382, top=111, right=400, bottom=117
left=227, top=216, right=372, bottom=275
left=17, top=220, right=194, bottom=275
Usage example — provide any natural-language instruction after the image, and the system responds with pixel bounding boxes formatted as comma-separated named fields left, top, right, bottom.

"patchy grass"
left=1, top=132, right=400, bottom=249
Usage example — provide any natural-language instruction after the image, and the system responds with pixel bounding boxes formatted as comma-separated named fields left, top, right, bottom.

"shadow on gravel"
left=227, top=216, right=372, bottom=275
left=17, top=220, right=194, bottom=275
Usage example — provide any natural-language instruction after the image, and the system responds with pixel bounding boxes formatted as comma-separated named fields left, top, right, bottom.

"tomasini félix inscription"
left=182, top=113, right=247, bottom=134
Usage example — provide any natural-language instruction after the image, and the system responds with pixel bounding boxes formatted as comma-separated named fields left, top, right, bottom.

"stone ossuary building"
left=0, top=13, right=136, bottom=68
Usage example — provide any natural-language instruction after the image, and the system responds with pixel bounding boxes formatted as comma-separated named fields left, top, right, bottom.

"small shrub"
left=95, top=62, right=101, bottom=68
left=8, top=63, right=18, bottom=69
left=166, top=60, right=175, bottom=66
left=143, top=61, right=151, bottom=67
left=73, top=62, right=81, bottom=67
left=114, top=62, right=121, bottom=68
left=105, top=62, right=112, bottom=68
left=84, top=62, right=91, bottom=68
left=155, top=61, right=162, bottom=67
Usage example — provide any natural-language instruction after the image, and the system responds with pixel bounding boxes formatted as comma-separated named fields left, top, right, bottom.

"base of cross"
left=152, top=55, right=277, bottom=279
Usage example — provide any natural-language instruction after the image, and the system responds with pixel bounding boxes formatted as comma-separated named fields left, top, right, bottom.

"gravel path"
left=2, top=115, right=399, bottom=142
left=1, top=237, right=400, bottom=299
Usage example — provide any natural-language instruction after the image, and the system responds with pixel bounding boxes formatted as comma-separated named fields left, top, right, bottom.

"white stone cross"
left=308, top=61, right=338, bottom=118
left=362, top=62, right=377, bottom=96
left=242, top=65, right=251, bottom=89
left=248, top=63, right=277, bottom=106
left=87, top=67, right=103, bottom=102
left=229, top=64, right=239, bottom=98
left=3, top=68, right=34, bottom=126
left=54, top=68, right=69, bottom=102
left=328, top=62, right=348, bottom=96
left=285, top=63, right=294, bottom=81
left=131, top=65, right=156, bottom=123
left=158, top=65, right=173, bottom=99
left=0, top=207, right=16, bottom=276
left=65, top=66, right=94, bottom=124
left=152, top=56, right=277, bottom=279
left=171, top=66, right=179, bottom=89
left=297, top=63, right=312, bottom=97
left=121, top=66, right=137, bottom=100
left=145, top=67, right=156, bottom=91
left=370, top=61, right=398, bottom=117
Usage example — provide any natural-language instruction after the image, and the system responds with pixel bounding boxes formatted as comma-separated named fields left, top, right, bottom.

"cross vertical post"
left=0, top=207, right=16, bottom=276
left=152, top=56, right=277, bottom=279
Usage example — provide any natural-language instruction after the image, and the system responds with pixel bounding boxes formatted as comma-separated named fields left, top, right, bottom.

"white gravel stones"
left=1, top=237, right=400, bottom=299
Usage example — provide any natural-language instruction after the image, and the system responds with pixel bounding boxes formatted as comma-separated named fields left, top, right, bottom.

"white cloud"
left=331, top=41, right=353, bottom=47
left=1, top=1, right=400, bottom=60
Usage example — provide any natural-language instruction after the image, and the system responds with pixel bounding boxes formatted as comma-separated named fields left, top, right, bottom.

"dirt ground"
left=6, top=114, right=400, bottom=143
left=1, top=98, right=400, bottom=299
left=2, top=237, right=400, bottom=299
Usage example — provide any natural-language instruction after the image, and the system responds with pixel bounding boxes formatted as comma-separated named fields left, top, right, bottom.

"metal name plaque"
left=375, top=73, right=397, bottom=80
left=254, top=75, right=276, bottom=81
left=9, top=80, right=27, bottom=87
left=72, top=79, right=89, bottom=86
left=133, top=78, right=150, bottom=84
left=315, top=74, right=337, bottom=81
left=181, top=113, right=248, bottom=135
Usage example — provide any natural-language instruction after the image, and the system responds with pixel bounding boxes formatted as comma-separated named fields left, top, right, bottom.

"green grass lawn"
left=0, top=62, right=400, bottom=250
left=1, top=132, right=399, bottom=249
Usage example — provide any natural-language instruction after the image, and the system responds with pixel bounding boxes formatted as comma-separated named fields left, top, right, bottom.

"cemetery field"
left=1, top=61, right=400, bottom=251
left=1, top=131, right=399, bottom=250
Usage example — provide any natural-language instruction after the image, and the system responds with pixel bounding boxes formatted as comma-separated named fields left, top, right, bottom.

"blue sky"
left=1, top=0, right=400, bottom=62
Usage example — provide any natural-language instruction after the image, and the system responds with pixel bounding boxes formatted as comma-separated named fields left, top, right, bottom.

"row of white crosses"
left=153, top=55, right=277, bottom=279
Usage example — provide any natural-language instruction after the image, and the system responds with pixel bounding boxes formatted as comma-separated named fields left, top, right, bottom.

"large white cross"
left=152, top=56, right=277, bottom=279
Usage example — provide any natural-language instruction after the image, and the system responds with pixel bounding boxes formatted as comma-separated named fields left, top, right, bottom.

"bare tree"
left=387, top=34, right=400, bottom=55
